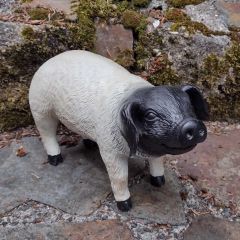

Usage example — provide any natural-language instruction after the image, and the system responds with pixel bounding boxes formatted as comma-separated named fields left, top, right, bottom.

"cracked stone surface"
left=118, top=168, right=186, bottom=225
left=0, top=137, right=112, bottom=215
left=183, top=215, right=240, bottom=240
left=0, top=136, right=185, bottom=225
left=0, top=220, right=134, bottom=240
left=167, top=130, right=240, bottom=207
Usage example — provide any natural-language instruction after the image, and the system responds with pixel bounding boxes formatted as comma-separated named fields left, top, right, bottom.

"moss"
left=0, top=83, right=33, bottom=131
left=21, top=0, right=33, bottom=3
left=0, top=23, right=97, bottom=131
left=165, top=8, right=190, bottom=22
left=167, top=0, right=204, bottom=8
left=147, top=54, right=180, bottom=85
left=72, top=0, right=119, bottom=20
left=134, top=31, right=163, bottom=70
left=115, top=49, right=135, bottom=68
left=171, top=21, right=212, bottom=36
left=133, top=0, right=151, bottom=7
left=164, top=8, right=226, bottom=37
left=27, top=7, right=49, bottom=20
left=1, top=0, right=142, bottom=131
left=199, top=43, right=240, bottom=120
left=122, top=9, right=142, bottom=29
left=165, top=8, right=211, bottom=35
left=21, top=26, right=35, bottom=40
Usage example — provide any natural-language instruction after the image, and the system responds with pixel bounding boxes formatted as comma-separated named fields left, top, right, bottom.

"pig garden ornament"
left=29, top=51, right=208, bottom=212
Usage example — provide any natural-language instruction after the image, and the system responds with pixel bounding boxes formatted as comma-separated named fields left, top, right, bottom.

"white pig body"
left=30, top=50, right=151, bottom=151
left=29, top=50, right=160, bottom=204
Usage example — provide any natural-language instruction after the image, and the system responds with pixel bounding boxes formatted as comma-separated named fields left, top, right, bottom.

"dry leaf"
left=16, top=146, right=27, bottom=157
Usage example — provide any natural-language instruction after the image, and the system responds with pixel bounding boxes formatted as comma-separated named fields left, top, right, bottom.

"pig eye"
left=145, top=112, right=158, bottom=121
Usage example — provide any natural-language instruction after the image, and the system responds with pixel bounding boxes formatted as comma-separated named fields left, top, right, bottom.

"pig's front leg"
left=149, top=157, right=165, bottom=187
left=99, top=148, right=131, bottom=212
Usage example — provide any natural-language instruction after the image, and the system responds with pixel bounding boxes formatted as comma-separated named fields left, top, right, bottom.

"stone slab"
left=216, top=0, right=240, bottom=28
left=0, top=0, right=18, bottom=15
left=95, top=22, right=133, bottom=61
left=184, top=215, right=240, bottom=240
left=116, top=167, right=186, bottom=225
left=0, top=21, right=23, bottom=47
left=170, top=130, right=240, bottom=207
left=0, top=220, right=134, bottom=240
left=0, top=137, right=145, bottom=216
left=185, top=1, right=229, bottom=32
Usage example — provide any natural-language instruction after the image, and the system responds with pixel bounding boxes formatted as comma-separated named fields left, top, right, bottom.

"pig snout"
left=178, top=118, right=207, bottom=148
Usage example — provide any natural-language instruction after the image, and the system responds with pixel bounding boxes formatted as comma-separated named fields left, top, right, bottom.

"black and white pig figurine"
left=29, top=50, right=208, bottom=211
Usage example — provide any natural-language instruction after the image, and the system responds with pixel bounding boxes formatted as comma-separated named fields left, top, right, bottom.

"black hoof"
left=151, top=175, right=165, bottom=187
left=48, top=154, right=63, bottom=166
left=83, top=139, right=98, bottom=149
left=117, top=198, right=132, bottom=212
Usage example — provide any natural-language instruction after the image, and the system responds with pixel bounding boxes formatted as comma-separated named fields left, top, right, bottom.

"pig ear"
left=120, top=102, right=139, bottom=158
left=181, top=85, right=209, bottom=121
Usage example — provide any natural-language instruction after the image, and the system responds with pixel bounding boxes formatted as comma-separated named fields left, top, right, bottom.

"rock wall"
left=0, top=0, right=239, bottom=131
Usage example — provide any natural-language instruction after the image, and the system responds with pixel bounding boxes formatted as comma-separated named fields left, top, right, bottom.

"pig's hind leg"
left=149, top=158, right=165, bottom=187
left=34, top=113, right=63, bottom=166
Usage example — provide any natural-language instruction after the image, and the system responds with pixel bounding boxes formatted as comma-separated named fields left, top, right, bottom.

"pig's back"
left=29, top=50, right=151, bottom=138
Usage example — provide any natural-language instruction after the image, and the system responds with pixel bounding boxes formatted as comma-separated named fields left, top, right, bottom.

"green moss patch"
left=165, top=8, right=190, bottom=22
left=165, top=8, right=225, bottom=36
left=147, top=54, right=180, bottom=85
left=122, top=10, right=142, bottom=29
left=167, top=0, right=205, bottom=8
left=133, top=0, right=151, bottom=8
left=27, top=7, right=49, bottom=20
left=115, top=49, right=135, bottom=68
left=0, top=84, right=33, bottom=131
left=199, top=43, right=240, bottom=120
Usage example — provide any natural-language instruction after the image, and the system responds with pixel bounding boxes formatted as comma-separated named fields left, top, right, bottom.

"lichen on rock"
left=198, top=43, right=240, bottom=120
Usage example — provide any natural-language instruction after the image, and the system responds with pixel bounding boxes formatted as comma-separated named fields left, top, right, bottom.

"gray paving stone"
left=116, top=168, right=186, bottom=225
left=0, top=137, right=185, bottom=224
left=0, top=137, right=145, bottom=216
left=0, top=137, right=110, bottom=215
left=184, top=215, right=240, bottom=240
left=0, top=220, right=134, bottom=240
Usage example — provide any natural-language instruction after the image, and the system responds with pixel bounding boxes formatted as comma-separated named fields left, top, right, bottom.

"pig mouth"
left=161, top=144, right=196, bottom=152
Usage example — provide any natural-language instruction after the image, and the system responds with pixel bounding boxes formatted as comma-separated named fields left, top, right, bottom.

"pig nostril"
left=186, top=130, right=194, bottom=141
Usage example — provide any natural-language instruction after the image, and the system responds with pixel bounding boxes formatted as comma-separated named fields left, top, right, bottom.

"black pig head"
left=120, top=85, right=209, bottom=157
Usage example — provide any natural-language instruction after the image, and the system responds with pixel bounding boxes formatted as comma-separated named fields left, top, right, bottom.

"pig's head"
left=121, top=85, right=209, bottom=157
